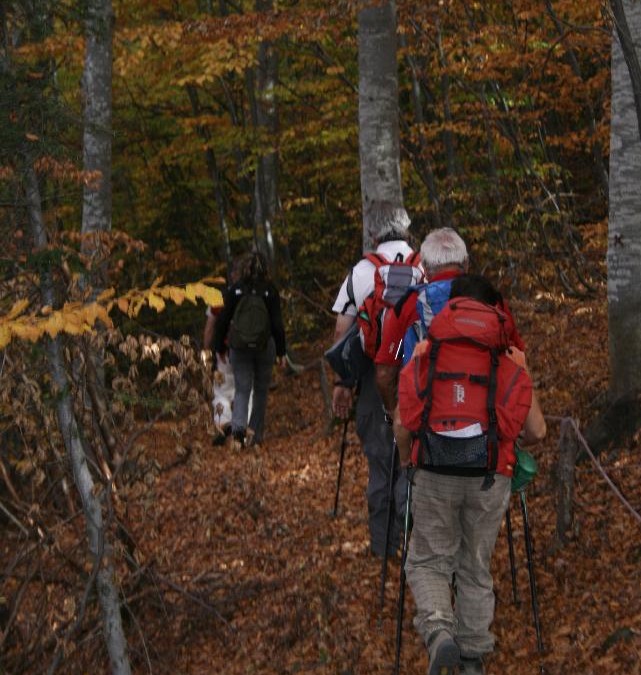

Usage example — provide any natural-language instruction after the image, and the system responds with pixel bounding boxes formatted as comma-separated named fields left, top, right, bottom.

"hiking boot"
left=427, top=630, right=460, bottom=675
left=244, top=428, right=256, bottom=448
left=460, top=656, right=484, bottom=675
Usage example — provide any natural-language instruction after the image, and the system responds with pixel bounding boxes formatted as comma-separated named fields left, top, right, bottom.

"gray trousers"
left=405, top=471, right=511, bottom=658
left=356, top=365, right=407, bottom=557
left=230, top=338, right=275, bottom=443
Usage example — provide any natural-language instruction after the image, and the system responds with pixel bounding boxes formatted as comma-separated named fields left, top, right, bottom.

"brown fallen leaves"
left=4, top=293, right=641, bottom=674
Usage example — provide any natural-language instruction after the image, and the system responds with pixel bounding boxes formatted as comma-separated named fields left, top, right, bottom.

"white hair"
left=420, top=227, right=468, bottom=274
left=364, top=200, right=411, bottom=242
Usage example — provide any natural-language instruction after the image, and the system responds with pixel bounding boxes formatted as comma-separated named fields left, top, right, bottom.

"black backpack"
left=229, top=288, right=271, bottom=351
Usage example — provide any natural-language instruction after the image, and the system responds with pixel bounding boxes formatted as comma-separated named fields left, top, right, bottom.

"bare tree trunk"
left=358, top=0, right=404, bottom=251
left=254, top=0, right=278, bottom=263
left=608, top=0, right=641, bottom=401
left=610, top=0, right=641, bottom=140
left=24, top=163, right=131, bottom=675
left=80, top=0, right=115, bottom=468
left=81, top=0, right=113, bottom=279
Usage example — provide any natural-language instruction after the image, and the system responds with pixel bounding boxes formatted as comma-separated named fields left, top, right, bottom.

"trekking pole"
left=505, top=505, right=520, bottom=605
left=519, top=488, right=544, bottom=656
left=332, top=419, right=350, bottom=517
left=511, top=447, right=544, bottom=661
left=379, top=439, right=399, bottom=614
left=393, top=467, right=414, bottom=675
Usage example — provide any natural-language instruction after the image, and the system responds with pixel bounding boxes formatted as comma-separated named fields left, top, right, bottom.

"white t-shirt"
left=332, top=240, right=416, bottom=316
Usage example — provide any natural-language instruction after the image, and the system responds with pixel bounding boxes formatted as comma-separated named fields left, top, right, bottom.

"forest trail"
left=129, top=295, right=641, bottom=675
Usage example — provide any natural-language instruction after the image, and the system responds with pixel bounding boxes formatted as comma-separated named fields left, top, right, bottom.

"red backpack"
left=398, top=298, right=532, bottom=484
left=353, top=251, right=423, bottom=360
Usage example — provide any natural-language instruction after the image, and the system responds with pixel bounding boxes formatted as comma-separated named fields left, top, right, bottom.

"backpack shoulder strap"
left=393, top=287, right=415, bottom=316
left=481, top=347, right=500, bottom=490
left=340, top=268, right=356, bottom=314
left=364, top=252, right=388, bottom=268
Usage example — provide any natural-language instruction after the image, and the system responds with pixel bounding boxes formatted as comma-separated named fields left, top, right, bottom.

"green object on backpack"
left=511, top=447, right=538, bottom=493
left=229, top=289, right=271, bottom=351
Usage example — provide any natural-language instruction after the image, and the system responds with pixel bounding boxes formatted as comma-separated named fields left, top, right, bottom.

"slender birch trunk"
left=24, top=163, right=131, bottom=674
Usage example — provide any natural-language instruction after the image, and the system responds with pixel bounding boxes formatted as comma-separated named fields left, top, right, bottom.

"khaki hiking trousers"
left=405, top=470, right=511, bottom=658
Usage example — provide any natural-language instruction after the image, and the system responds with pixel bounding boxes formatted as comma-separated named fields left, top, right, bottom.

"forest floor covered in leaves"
left=5, top=292, right=641, bottom=675
left=123, top=292, right=641, bottom=675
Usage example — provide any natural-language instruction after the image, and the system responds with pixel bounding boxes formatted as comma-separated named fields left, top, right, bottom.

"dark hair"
left=449, top=273, right=503, bottom=307
left=239, top=251, right=268, bottom=283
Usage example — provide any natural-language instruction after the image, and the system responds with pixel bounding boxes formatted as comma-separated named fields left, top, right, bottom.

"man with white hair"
left=331, top=200, right=415, bottom=558
left=375, top=227, right=470, bottom=417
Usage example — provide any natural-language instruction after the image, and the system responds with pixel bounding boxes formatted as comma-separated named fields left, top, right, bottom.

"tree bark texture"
left=255, top=0, right=279, bottom=262
left=81, top=0, right=113, bottom=271
left=358, top=0, right=404, bottom=251
left=608, top=0, right=641, bottom=400
left=25, top=164, right=132, bottom=675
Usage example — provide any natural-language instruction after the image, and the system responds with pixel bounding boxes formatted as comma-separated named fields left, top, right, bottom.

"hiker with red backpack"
left=331, top=200, right=421, bottom=558
left=392, top=274, right=546, bottom=675
left=214, top=251, right=287, bottom=450
left=375, top=227, right=470, bottom=418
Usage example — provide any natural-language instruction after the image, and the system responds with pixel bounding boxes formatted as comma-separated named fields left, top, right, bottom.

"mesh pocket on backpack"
left=422, top=432, right=488, bottom=468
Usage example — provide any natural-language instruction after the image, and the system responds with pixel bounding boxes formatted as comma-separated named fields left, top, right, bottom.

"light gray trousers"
left=230, top=338, right=275, bottom=443
left=405, top=471, right=511, bottom=658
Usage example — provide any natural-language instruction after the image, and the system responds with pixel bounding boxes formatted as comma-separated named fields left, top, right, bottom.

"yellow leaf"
left=44, top=312, right=65, bottom=338
left=12, top=321, right=40, bottom=342
left=0, top=323, right=10, bottom=348
left=6, top=298, right=30, bottom=320
left=128, top=298, right=145, bottom=318
left=97, top=288, right=115, bottom=302
left=199, top=285, right=223, bottom=308
left=94, top=304, right=113, bottom=328
left=117, top=297, right=129, bottom=314
left=184, top=282, right=222, bottom=307
left=148, top=294, right=166, bottom=313
left=168, top=287, right=184, bottom=305
left=201, top=275, right=226, bottom=286
left=184, top=283, right=203, bottom=303
left=64, top=312, right=86, bottom=335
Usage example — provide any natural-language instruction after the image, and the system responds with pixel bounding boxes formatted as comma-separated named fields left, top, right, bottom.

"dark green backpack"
left=229, top=289, right=271, bottom=351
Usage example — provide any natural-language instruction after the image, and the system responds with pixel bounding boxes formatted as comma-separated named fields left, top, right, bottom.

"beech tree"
left=253, top=0, right=279, bottom=262
left=608, top=0, right=641, bottom=402
left=81, top=0, right=114, bottom=288
left=357, top=0, right=404, bottom=250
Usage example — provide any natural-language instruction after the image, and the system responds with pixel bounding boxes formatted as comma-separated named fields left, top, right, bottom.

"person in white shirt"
left=330, top=200, right=416, bottom=558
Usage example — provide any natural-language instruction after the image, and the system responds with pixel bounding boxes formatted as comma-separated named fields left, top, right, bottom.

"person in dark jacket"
left=214, top=251, right=286, bottom=449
